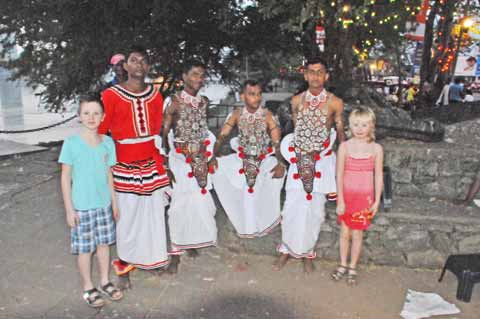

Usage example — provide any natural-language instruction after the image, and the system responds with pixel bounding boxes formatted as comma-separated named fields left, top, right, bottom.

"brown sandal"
left=82, top=288, right=105, bottom=308
left=98, top=282, right=123, bottom=301
left=347, top=268, right=358, bottom=286
left=331, top=265, right=349, bottom=281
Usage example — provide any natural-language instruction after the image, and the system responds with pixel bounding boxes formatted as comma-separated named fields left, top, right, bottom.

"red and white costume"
left=278, top=90, right=337, bottom=259
left=166, top=90, right=217, bottom=254
left=99, top=84, right=170, bottom=270
left=212, top=107, right=283, bottom=238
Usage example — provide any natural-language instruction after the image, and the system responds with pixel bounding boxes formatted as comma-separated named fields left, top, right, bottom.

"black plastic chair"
left=438, top=254, right=480, bottom=302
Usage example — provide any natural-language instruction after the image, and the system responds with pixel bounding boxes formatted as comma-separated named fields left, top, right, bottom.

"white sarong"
left=167, top=131, right=217, bottom=253
left=212, top=138, right=284, bottom=238
left=277, top=131, right=337, bottom=258
left=116, top=189, right=170, bottom=269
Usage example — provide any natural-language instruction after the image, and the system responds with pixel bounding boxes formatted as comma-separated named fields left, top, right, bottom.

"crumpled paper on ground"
left=400, top=289, right=460, bottom=319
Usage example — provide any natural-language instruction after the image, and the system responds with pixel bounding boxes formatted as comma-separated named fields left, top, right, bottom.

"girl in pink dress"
left=332, top=106, right=384, bottom=285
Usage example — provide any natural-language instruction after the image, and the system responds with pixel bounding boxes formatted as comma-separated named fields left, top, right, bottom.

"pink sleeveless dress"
left=337, top=154, right=375, bottom=230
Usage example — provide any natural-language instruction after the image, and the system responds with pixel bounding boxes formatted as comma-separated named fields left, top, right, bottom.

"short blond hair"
left=348, top=106, right=376, bottom=142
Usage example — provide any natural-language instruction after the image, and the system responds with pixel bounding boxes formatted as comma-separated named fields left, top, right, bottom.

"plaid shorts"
left=71, top=205, right=116, bottom=254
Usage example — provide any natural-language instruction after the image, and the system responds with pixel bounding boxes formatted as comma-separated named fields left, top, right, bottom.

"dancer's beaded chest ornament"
left=289, top=90, right=331, bottom=200
left=237, top=107, right=274, bottom=193
left=174, top=90, right=212, bottom=194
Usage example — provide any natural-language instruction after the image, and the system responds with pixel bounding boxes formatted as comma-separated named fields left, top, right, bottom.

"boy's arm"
left=335, top=142, right=347, bottom=215
left=371, top=144, right=384, bottom=215
left=291, top=96, right=300, bottom=128
left=60, top=164, right=78, bottom=228
left=107, top=168, right=119, bottom=222
left=212, top=109, right=239, bottom=159
left=331, top=97, right=346, bottom=143
left=266, top=111, right=287, bottom=178
left=162, top=97, right=176, bottom=156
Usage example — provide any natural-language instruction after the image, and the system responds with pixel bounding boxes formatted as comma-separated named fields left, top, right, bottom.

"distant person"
left=435, top=77, right=451, bottom=106
left=332, top=107, right=383, bottom=285
left=449, top=78, right=464, bottom=103
left=59, top=94, right=123, bottom=307
left=464, top=56, right=477, bottom=72
left=105, top=53, right=127, bottom=88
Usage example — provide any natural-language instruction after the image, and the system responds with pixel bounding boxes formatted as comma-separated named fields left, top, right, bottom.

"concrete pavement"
left=0, top=148, right=479, bottom=319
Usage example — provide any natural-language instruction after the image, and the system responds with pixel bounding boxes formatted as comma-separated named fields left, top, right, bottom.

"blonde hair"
left=348, top=106, right=376, bottom=142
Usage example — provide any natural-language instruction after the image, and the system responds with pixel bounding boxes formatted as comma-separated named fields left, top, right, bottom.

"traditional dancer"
left=98, top=46, right=171, bottom=288
left=332, top=106, right=383, bottom=285
left=211, top=80, right=286, bottom=239
left=274, top=56, right=346, bottom=273
left=162, top=60, right=217, bottom=273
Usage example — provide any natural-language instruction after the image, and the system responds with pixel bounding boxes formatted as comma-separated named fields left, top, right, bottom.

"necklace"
left=305, top=89, right=327, bottom=107
left=180, top=90, right=202, bottom=108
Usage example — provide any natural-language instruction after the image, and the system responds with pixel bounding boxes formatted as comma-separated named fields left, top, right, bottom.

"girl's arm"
left=371, top=143, right=384, bottom=215
left=60, top=164, right=78, bottom=227
left=335, top=142, right=347, bottom=215
left=107, top=168, right=119, bottom=222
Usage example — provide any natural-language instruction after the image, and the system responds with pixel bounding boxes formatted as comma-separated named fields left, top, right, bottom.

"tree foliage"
left=257, top=0, right=422, bottom=92
left=0, top=0, right=240, bottom=111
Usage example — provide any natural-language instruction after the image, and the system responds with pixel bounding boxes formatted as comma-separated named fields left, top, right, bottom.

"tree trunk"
left=420, top=0, right=440, bottom=89
left=433, top=0, right=456, bottom=94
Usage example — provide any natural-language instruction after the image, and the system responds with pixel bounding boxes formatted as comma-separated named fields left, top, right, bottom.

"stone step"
left=216, top=194, right=480, bottom=269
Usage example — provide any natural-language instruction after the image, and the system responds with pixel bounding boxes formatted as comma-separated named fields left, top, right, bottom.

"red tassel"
left=239, top=168, right=244, bottom=174
left=290, top=157, right=297, bottom=164
left=208, top=166, right=215, bottom=174
left=259, top=154, right=266, bottom=160
left=267, top=147, right=273, bottom=153
left=293, top=173, right=300, bottom=180
left=248, top=187, right=254, bottom=193
left=201, top=188, right=207, bottom=194
left=239, top=152, right=245, bottom=159
left=306, top=193, right=312, bottom=201
left=186, top=157, right=192, bottom=163
left=238, top=146, right=244, bottom=153
left=315, top=171, right=322, bottom=178
left=325, top=149, right=333, bottom=156
left=176, top=147, right=182, bottom=154
left=314, top=154, right=321, bottom=161
left=288, top=146, right=295, bottom=152
left=187, top=172, right=194, bottom=178
left=205, top=151, right=212, bottom=157
left=204, top=139, right=211, bottom=146
left=323, top=139, right=330, bottom=148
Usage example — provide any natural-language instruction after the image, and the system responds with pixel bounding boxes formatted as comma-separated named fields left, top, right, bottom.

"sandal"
left=98, top=282, right=124, bottom=301
left=347, top=268, right=358, bottom=286
left=331, top=265, right=349, bottom=281
left=82, top=288, right=105, bottom=308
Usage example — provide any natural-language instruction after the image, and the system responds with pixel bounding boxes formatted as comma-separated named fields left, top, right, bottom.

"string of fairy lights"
left=316, top=0, right=475, bottom=75
left=319, top=0, right=423, bottom=60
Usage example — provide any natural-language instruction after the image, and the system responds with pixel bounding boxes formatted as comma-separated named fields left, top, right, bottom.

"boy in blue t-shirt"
left=59, top=94, right=123, bottom=307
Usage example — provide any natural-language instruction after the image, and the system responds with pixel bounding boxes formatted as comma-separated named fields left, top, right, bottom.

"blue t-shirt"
left=58, top=134, right=116, bottom=210
left=449, top=83, right=464, bottom=102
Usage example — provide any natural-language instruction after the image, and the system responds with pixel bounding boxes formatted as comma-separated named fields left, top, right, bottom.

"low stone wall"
left=216, top=196, right=480, bottom=269
left=384, top=141, right=480, bottom=200
left=217, top=139, right=480, bottom=269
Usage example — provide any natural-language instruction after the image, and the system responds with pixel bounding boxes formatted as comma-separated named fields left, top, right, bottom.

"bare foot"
left=272, top=254, right=289, bottom=271
left=186, top=249, right=199, bottom=258
left=166, top=255, right=180, bottom=275
left=117, top=273, right=132, bottom=291
left=303, top=258, right=315, bottom=274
